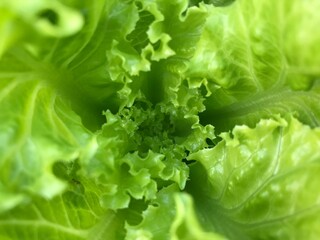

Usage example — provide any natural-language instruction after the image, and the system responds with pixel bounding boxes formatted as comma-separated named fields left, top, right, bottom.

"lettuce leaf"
left=1, top=0, right=320, bottom=239
left=0, top=0, right=83, bottom=56
left=191, top=0, right=320, bottom=132
left=0, top=59, right=96, bottom=212
left=126, top=185, right=226, bottom=240
left=188, top=116, right=320, bottom=239
left=0, top=175, right=125, bottom=240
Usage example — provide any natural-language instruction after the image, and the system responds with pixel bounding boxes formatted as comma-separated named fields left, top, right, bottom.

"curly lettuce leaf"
left=108, top=0, right=208, bottom=109
left=1, top=0, right=139, bottom=130
left=80, top=103, right=214, bottom=210
left=188, top=116, right=320, bottom=239
left=0, top=0, right=213, bottom=223
left=189, top=0, right=320, bottom=132
left=1, top=0, right=320, bottom=239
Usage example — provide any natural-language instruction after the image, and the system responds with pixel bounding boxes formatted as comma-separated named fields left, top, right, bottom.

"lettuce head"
left=0, top=0, right=320, bottom=239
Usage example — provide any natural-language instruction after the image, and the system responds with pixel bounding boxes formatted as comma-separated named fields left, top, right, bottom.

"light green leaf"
left=1, top=0, right=130, bottom=130
left=0, top=0, right=84, bottom=56
left=200, top=86, right=320, bottom=133
left=0, top=177, right=126, bottom=240
left=108, top=0, right=208, bottom=108
left=189, top=0, right=320, bottom=132
left=0, top=58, right=97, bottom=211
left=125, top=185, right=226, bottom=240
left=78, top=98, right=215, bottom=210
left=81, top=105, right=190, bottom=209
left=188, top=116, right=320, bottom=239
left=2, top=0, right=320, bottom=239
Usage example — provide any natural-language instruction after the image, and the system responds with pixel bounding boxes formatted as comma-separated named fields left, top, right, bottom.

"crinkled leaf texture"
left=1, top=0, right=320, bottom=239
left=194, top=0, right=320, bottom=132
left=188, top=116, right=320, bottom=239
left=0, top=0, right=215, bottom=238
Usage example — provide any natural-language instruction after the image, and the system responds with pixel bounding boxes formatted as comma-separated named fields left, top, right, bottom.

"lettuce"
left=0, top=0, right=320, bottom=239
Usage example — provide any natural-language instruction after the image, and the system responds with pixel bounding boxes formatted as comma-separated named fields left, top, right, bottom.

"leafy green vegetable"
left=191, top=0, right=320, bottom=132
left=0, top=0, right=320, bottom=239
left=188, top=116, right=320, bottom=239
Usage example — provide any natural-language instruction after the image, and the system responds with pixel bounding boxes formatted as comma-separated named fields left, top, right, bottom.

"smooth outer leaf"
left=188, top=116, right=320, bottom=239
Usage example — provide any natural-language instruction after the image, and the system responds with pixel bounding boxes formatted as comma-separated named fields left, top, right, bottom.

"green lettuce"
left=0, top=0, right=320, bottom=239
left=188, top=116, right=320, bottom=239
